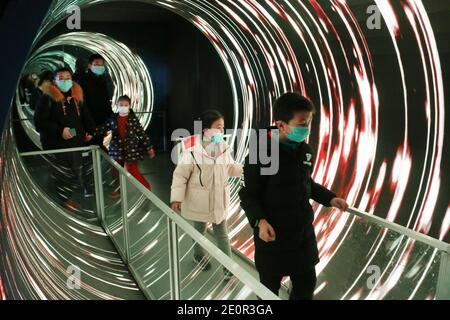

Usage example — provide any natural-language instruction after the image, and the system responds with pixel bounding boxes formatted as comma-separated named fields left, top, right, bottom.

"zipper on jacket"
left=213, top=157, right=216, bottom=220
left=190, top=151, right=204, bottom=187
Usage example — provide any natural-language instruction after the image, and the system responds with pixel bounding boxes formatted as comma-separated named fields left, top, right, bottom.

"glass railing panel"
left=99, top=152, right=125, bottom=256
left=114, top=161, right=279, bottom=300
left=19, top=148, right=449, bottom=300
left=178, top=228, right=261, bottom=300
left=315, top=211, right=444, bottom=300
left=20, top=148, right=97, bottom=221
left=125, top=175, right=164, bottom=262
left=124, top=174, right=180, bottom=300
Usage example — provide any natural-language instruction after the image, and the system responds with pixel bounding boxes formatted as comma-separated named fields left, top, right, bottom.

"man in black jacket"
left=79, top=53, right=114, bottom=149
left=34, top=67, right=95, bottom=210
left=239, top=93, right=348, bottom=300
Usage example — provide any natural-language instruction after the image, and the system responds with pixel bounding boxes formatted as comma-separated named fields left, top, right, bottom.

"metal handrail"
left=17, top=146, right=450, bottom=300
left=102, top=156, right=449, bottom=255
left=19, top=146, right=279, bottom=299
left=347, top=208, right=450, bottom=253
left=97, top=149, right=280, bottom=300
left=20, top=145, right=95, bottom=157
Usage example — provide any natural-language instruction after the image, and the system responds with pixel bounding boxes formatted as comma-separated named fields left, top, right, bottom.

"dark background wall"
left=0, top=0, right=53, bottom=136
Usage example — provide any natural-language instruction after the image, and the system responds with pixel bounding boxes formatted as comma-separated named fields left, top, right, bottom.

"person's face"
left=118, top=100, right=130, bottom=108
left=55, top=71, right=72, bottom=81
left=206, top=118, right=225, bottom=134
left=276, top=111, right=313, bottom=134
left=90, top=59, right=105, bottom=68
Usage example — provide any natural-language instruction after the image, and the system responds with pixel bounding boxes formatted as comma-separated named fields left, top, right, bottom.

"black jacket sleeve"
left=80, top=103, right=96, bottom=134
left=305, top=142, right=336, bottom=207
left=239, top=158, right=269, bottom=228
left=135, top=118, right=152, bottom=151
left=93, top=118, right=112, bottom=137
left=34, top=95, right=64, bottom=137
left=310, top=178, right=336, bottom=207
left=29, top=88, right=41, bottom=111
left=105, top=73, right=115, bottom=102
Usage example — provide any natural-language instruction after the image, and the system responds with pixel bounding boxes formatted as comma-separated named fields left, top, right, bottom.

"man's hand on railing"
left=171, top=202, right=181, bottom=212
left=330, top=197, right=349, bottom=212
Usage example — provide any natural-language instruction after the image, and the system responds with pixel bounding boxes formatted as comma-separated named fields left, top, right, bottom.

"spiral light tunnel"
left=17, top=31, right=155, bottom=148
left=1, top=0, right=449, bottom=300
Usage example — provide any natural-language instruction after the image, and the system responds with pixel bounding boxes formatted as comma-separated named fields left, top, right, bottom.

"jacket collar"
left=115, top=109, right=136, bottom=120
left=41, top=81, right=84, bottom=103
left=182, top=134, right=229, bottom=159
left=265, top=126, right=303, bottom=152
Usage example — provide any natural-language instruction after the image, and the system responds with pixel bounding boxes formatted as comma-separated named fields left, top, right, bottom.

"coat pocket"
left=185, top=187, right=210, bottom=213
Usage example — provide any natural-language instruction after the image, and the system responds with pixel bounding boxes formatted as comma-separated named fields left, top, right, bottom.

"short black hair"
left=54, top=67, right=73, bottom=78
left=75, top=57, right=87, bottom=71
left=89, top=53, right=105, bottom=64
left=117, top=95, right=132, bottom=104
left=198, top=109, right=224, bottom=129
left=38, top=70, right=54, bottom=86
left=273, top=92, right=316, bottom=123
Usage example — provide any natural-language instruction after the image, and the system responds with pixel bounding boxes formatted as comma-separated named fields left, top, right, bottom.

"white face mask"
left=118, top=105, right=130, bottom=116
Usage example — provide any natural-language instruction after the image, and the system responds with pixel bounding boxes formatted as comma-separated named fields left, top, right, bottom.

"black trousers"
left=259, top=268, right=317, bottom=300
left=254, top=225, right=319, bottom=300
left=48, top=151, right=85, bottom=202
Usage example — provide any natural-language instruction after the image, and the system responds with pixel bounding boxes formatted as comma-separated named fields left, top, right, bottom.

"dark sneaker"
left=109, top=190, right=121, bottom=199
left=193, top=255, right=211, bottom=271
left=63, top=199, right=81, bottom=211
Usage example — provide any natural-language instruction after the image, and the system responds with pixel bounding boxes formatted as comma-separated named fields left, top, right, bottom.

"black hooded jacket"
left=78, top=70, right=114, bottom=125
left=34, top=82, right=95, bottom=150
left=239, top=127, right=336, bottom=232
left=239, top=127, right=336, bottom=274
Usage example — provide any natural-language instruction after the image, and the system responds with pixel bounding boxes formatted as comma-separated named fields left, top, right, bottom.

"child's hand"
left=148, top=147, right=156, bottom=159
left=171, top=202, right=181, bottom=212
left=258, top=219, right=276, bottom=242
left=330, top=197, right=349, bottom=211
left=84, top=134, right=93, bottom=142
left=62, top=127, right=74, bottom=140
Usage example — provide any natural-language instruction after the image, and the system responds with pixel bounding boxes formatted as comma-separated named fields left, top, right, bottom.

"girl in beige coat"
left=170, top=110, right=243, bottom=276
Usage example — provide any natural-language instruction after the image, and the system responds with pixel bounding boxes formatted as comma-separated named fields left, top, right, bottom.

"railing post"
left=167, top=216, right=181, bottom=300
left=436, top=250, right=450, bottom=300
left=92, top=147, right=105, bottom=223
left=120, top=172, right=130, bottom=264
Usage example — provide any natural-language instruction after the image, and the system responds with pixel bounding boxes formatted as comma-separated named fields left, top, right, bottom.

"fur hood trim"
left=41, top=81, right=84, bottom=103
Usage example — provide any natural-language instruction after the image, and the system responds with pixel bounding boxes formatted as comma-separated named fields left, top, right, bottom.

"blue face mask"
left=91, top=65, right=106, bottom=76
left=285, top=125, right=310, bottom=143
left=211, top=133, right=224, bottom=144
left=55, top=79, right=73, bottom=93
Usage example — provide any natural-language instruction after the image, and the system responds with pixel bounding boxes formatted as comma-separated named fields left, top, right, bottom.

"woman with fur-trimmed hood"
left=34, top=67, right=96, bottom=210
left=34, top=67, right=95, bottom=150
